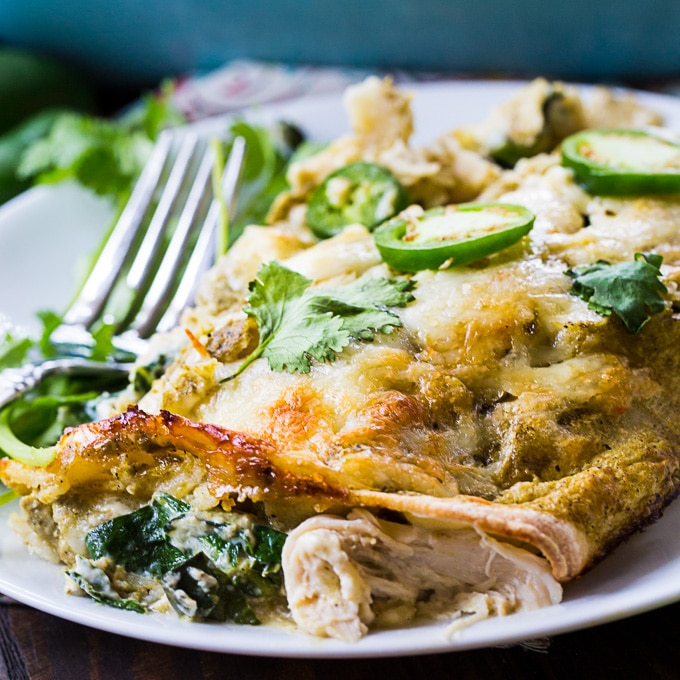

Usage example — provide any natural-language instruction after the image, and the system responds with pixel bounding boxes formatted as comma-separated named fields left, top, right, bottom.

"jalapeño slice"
left=306, top=161, right=410, bottom=239
left=373, top=202, right=535, bottom=272
left=561, top=128, right=680, bottom=196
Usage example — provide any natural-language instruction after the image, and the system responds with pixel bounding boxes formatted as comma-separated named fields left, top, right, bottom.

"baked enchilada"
left=2, top=77, right=679, bottom=642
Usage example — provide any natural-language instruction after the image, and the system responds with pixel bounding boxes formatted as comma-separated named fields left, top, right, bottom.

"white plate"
left=1, top=80, right=680, bottom=658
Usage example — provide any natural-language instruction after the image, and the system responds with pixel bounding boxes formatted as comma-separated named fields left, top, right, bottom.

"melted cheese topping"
left=140, top=163, right=670, bottom=500
left=6, top=78, right=680, bottom=641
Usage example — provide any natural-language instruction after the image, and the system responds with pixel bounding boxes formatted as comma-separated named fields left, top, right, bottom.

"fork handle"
left=0, top=359, right=129, bottom=410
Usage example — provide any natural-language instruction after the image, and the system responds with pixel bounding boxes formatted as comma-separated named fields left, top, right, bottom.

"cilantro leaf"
left=219, top=120, right=302, bottom=246
left=565, top=252, right=667, bottom=333
left=18, top=113, right=154, bottom=198
left=240, top=262, right=349, bottom=374
left=227, top=261, right=415, bottom=378
left=17, top=85, right=184, bottom=206
left=0, top=332, right=32, bottom=370
left=316, top=276, right=417, bottom=341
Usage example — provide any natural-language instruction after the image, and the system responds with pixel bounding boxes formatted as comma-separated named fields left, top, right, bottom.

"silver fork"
left=0, top=130, right=246, bottom=409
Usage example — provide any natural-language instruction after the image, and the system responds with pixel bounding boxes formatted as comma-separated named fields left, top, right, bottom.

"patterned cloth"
left=171, top=60, right=680, bottom=124
left=171, top=60, right=449, bottom=122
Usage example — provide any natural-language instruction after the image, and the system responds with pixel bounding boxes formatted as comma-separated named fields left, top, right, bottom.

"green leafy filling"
left=565, top=252, right=667, bottom=333
left=74, top=494, right=286, bottom=624
left=66, top=557, right=146, bottom=613
left=86, top=494, right=190, bottom=576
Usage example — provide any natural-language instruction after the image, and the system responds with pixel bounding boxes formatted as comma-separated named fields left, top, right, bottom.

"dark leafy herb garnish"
left=565, top=252, right=667, bottom=333
left=227, top=261, right=416, bottom=379
left=0, top=367, right=129, bottom=465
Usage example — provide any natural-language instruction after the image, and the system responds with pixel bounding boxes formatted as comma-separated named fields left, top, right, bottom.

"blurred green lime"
left=0, top=47, right=95, bottom=135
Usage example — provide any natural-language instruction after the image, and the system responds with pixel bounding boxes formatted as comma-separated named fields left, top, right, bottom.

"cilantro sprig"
left=565, top=252, right=667, bottom=333
left=0, top=367, right=128, bottom=466
left=219, top=120, right=302, bottom=247
left=225, top=262, right=415, bottom=379
left=17, top=84, right=184, bottom=206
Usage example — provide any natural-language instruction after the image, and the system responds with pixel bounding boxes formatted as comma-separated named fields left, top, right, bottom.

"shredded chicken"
left=282, top=509, right=562, bottom=641
left=454, top=78, right=586, bottom=161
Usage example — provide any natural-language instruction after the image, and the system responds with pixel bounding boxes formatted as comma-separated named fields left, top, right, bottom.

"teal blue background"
left=0, top=1, right=678, bottom=86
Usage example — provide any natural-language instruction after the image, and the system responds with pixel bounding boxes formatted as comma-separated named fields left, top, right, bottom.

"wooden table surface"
left=1, top=597, right=678, bottom=680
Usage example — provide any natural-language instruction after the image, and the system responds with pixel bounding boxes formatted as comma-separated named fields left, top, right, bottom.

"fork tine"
left=131, top=136, right=247, bottom=338
left=126, top=141, right=216, bottom=336
left=125, top=132, right=201, bottom=293
left=152, top=136, right=247, bottom=336
left=61, top=129, right=175, bottom=329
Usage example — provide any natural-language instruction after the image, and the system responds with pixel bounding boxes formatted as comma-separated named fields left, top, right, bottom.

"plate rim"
left=2, top=78, right=680, bottom=658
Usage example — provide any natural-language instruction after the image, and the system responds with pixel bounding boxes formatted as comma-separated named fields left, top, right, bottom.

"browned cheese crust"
left=0, top=406, right=349, bottom=509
